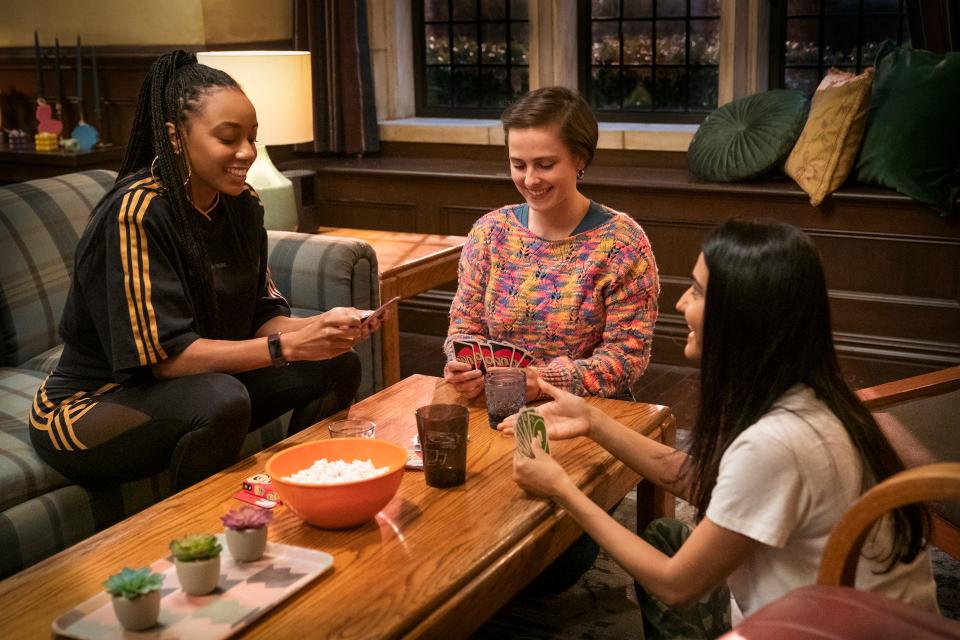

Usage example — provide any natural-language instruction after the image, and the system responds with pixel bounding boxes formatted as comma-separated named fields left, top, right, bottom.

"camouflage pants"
left=637, top=518, right=732, bottom=640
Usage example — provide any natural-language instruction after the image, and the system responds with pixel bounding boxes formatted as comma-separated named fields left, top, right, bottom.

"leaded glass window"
left=415, top=0, right=530, bottom=117
left=772, top=0, right=911, bottom=96
left=580, top=0, right=721, bottom=122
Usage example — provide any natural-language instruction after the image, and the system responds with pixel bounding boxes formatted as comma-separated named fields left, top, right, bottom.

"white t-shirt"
left=705, top=385, right=939, bottom=616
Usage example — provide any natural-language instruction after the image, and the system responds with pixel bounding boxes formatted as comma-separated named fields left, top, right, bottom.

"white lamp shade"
left=196, top=51, right=313, bottom=146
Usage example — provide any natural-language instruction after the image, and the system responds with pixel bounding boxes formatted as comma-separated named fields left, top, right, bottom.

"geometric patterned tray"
left=52, top=536, right=334, bottom=639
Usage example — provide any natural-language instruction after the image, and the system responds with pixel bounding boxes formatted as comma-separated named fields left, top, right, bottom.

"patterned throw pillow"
left=785, top=68, right=874, bottom=206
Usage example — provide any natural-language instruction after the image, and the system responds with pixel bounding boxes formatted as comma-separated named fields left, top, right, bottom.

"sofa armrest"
left=266, top=230, right=382, bottom=398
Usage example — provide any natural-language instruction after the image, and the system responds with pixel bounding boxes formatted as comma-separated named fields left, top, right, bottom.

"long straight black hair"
left=118, top=50, right=244, bottom=336
left=684, top=219, right=926, bottom=568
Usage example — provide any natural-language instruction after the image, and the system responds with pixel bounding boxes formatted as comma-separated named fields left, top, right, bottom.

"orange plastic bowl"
left=265, top=439, right=406, bottom=528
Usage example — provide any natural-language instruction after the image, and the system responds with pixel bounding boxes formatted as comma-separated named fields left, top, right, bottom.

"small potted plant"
left=103, top=566, right=164, bottom=631
left=169, top=533, right=222, bottom=596
left=221, top=506, right=273, bottom=562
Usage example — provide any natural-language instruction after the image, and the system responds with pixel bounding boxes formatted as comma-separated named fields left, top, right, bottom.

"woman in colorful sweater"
left=444, top=87, right=659, bottom=400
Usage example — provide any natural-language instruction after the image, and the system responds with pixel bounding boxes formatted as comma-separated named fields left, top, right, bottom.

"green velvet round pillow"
left=688, top=89, right=810, bottom=182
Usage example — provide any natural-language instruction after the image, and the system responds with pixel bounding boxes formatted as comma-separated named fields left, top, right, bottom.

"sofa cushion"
left=688, top=89, right=809, bottom=182
left=855, top=44, right=960, bottom=215
left=0, top=170, right=116, bottom=366
left=20, top=344, right=63, bottom=375
left=0, top=368, right=72, bottom=511
left=785, top=68, right=874, bottom=206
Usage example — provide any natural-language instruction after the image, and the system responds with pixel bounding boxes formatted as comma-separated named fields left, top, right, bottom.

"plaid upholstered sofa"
left=0, top=170, right=382, bottom=578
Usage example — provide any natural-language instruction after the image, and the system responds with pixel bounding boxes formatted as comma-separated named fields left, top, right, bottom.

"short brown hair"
left=501, top=87, right=599, bottom=168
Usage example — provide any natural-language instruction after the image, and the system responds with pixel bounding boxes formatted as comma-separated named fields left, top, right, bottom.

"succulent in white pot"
left=221, top=506, right=273, bottom=562
left=103, top=566, right=163, bottom=631
left=169, top=533, right=222, bottom=596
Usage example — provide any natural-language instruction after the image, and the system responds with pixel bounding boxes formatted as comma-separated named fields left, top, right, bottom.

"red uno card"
left=470, top=341, right=487, bottom=374
left=478, top=342, right=497, bottom=369
left=511, top=346, right=533, bottom=368
left=490, top=341, right=515, bottom=367
left=452, top=340, right=477, bottom=369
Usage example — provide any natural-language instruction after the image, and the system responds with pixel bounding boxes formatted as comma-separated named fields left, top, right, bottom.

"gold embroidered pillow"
left=785, top=68, right=874, bottom=206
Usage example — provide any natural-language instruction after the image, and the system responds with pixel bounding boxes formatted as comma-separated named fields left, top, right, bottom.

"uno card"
left=511, top=346, right=534, bottom=368
left=452, top=340, right=478, bottom=369
left=470, top=340, right=487, bottom=374
left=360, top=296, right=400, bottom=330
left=527, top=410, right=550, bottom=454
left=477, top=341, right=497, bottom=369
left=515, top=407, right=548, bottom=458
left=515, top=407, right=534, bottom=458
left=490, top=341, right=515, bottom=367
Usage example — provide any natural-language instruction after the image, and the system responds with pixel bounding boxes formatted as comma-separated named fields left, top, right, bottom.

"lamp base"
left=248, top=143, right=298, bottom=231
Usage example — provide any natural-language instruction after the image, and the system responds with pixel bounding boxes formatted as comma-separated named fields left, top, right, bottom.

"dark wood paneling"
left=281, top=151, right=960, bottom=377
left=317, top=199, right=418, bottom=232
left=0, top=41, right=292, bottom=150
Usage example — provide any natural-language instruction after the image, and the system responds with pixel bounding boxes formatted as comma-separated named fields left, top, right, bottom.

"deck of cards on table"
left=515, top=408, right=550, bottom=458
left=452, top=338, right=533, bottom=373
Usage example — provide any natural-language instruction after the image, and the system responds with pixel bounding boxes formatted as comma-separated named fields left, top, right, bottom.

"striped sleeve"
left=105, top=186, right=199, bottom=372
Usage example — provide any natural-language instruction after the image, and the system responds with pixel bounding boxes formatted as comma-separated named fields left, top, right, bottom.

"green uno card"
left=528, top=410, right=550, bottom=454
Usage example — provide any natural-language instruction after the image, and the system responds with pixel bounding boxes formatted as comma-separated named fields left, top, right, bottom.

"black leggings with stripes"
left=31, top=351, right=361, bottom=492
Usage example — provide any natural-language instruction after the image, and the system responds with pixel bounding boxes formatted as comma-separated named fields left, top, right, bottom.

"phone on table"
left=360, top=296, right=401, bottom=330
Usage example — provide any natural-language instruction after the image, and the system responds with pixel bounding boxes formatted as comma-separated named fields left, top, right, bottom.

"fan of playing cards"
left=515, top=407, right=550, bottom=458
left=452, top=338, right=534, bottom=374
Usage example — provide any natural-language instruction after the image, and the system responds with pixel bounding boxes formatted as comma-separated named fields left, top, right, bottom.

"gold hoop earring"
left=577, top=168, right=585, bottom=179
left=149, top=155, right=191, bottom=189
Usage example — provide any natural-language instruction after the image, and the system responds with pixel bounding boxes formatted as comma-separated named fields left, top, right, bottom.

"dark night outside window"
left=772, top=0, right=911, bottom=96
left=415, top=0, right=530, bottom=117
left=580, top=0, right=721, bottom=123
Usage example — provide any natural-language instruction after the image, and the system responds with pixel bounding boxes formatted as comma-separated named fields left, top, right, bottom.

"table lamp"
left=196, top=51, right=313, bottom=231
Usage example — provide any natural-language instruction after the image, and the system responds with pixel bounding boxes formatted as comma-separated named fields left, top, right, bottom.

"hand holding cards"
left=451, top=337, right=533, bottom=374
left=515, top=407, right=549, bottom=459
left=360, top=296, right=400, bottom=330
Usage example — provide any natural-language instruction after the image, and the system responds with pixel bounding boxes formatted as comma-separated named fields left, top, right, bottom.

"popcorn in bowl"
left=283, top=458, right=389, bottom=484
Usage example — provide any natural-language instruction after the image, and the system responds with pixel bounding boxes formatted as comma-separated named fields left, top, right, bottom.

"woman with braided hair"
left=30, top=50, right=369, bottom=491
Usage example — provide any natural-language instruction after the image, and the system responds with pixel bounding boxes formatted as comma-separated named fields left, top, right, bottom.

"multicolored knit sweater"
left=445, top=203, right=659, bottom=397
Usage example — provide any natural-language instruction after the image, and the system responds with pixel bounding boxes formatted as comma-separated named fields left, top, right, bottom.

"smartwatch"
left=267, top=332, right=288, bottom=368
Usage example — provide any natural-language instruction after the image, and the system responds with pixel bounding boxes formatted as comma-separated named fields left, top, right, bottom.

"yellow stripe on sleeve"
left=132, top=191, right=168, bottom=362
left=118, top=190, right=149, bottom=365
left=118, top=188, right=168, bottom=365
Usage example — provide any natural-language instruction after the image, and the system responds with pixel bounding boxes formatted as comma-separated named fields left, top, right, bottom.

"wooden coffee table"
left=313, top=228, right=467, bottom=387
left=0, top=375, right=675, bottom=639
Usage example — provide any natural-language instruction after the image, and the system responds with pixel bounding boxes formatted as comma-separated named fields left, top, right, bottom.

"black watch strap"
left=267, top=332, right=287, bottom=367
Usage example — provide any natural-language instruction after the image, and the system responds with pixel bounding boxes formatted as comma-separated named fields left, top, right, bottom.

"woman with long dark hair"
left=30, top=50, right=369, bottom=492
left=506, top=219, right=937, bottom=638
